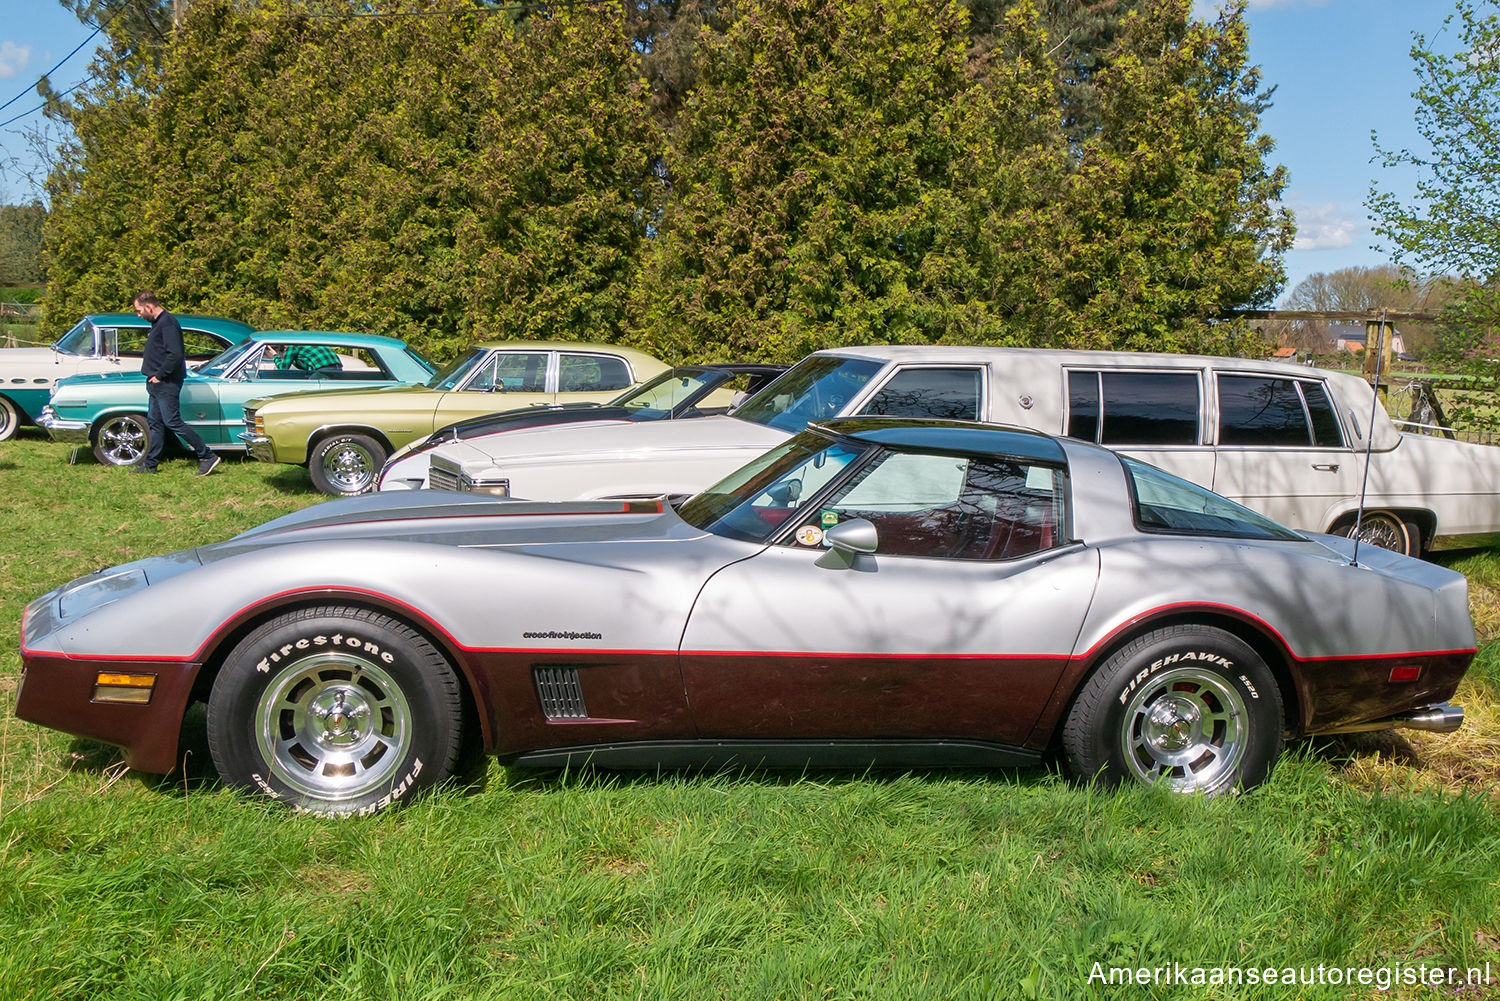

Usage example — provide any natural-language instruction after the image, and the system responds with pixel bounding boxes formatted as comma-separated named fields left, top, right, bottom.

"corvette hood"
left=207, top=489, right=705, bottom=558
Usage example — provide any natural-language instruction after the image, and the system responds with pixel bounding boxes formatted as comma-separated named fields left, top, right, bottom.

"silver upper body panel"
left=26, top=436, right=1472, bottom=669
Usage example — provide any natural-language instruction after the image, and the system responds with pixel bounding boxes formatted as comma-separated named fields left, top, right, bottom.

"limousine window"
left=860, top=367, right=982, bottom=421
left=1067, top=370, right=1200, bottom=445
left=1217, top=375, right=1344, bottom=447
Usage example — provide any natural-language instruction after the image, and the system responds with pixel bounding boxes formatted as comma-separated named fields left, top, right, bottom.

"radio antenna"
left=1350, top=308, right=1389, bottom=567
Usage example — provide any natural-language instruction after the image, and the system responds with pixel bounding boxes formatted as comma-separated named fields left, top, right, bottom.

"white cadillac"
left=380, top=345, right=1500, bottom=558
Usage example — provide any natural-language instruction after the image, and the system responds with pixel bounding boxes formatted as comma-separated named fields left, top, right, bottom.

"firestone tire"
left=207, top=605, right=464, bottom=816
left=1062, top=625, right=1283, bottom=795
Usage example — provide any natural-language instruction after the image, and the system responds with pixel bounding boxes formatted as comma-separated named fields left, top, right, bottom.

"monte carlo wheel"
left=1062, top=625, right=1283, bottom=795
left=207, top=606, right=464, bottom=815
left=309, top=433, right=388, bottom=496
left=92, top=413, right=151, bottom=466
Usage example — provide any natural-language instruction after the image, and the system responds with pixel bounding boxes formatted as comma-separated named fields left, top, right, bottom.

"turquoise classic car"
left=39, top=330, right=435, bottom=466
left=0, top=314, right=254, bottom=441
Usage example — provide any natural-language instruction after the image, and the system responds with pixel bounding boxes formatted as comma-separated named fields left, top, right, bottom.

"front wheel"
left=1062, top=625, right=1283, bottom=795
left=0, top=396, right=19, bottom=441
left=207, top=606, right=465, bottom=815
left=92, top=413, right=150, bottom=466
left=309, top=432, right=387, bottom=496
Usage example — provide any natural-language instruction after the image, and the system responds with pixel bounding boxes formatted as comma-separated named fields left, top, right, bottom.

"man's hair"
left=133, top=291, right=161, bottom=307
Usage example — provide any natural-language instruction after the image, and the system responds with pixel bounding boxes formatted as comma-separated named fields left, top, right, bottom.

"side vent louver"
left=534, top=666, right=588, bottom=720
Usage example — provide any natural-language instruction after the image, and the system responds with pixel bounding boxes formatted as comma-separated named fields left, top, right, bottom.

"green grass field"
left=2, top=431, right=1498, bottom=1000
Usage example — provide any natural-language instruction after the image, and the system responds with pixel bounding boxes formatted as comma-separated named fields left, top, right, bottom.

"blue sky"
left=0, top=0, right=1461, bottom=302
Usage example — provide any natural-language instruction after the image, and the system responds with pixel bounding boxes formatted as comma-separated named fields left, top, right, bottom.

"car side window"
left=470, top=352, right=548, bottom=393
left=1067, top=370, right=1200, bottom=445
left=181, top=329, right=228, bottom=360
left=559, top=353, right=632, bottom=393
left=112, top=326, right=150, bottom=356
left=797, top=450, right=1064, bottom=560
left=1217, top=375, right=1312, bottom=446
left=859, top=367, right=982, bottom=420
left=1302, top=381, right=1344, bottom=447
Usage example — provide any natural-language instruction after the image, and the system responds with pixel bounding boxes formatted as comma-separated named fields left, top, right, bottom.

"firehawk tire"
left=1062, top=625, right=1283, bottom=795
left=309, top=433, right=387, bottom=496
left=207, top=605, right=464, bottom=816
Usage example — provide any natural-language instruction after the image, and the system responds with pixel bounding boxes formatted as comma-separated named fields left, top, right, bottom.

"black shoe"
left=132, top=465, right=158, bottom=474
left=197, top=454, right=222, bottom=477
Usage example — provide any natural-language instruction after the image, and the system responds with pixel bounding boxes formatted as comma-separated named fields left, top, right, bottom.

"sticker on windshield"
left=820, top=510, right=839, bottom=527
left=796, top=525, right=824, bottom=547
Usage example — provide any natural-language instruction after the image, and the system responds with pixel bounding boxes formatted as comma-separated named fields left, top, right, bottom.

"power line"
left=0, top=27, right=101, bottom=114
left=0, top=80, right=92, bottom=131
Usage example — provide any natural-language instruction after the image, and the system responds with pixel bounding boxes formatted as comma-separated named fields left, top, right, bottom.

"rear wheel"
left=207, top=605, right=464, bottom=815
left=1062, top=625, right=1283, bottom=795
left=1338, top=511, right=1418, bottom=557
left=0, top=396, right=19, bottom=441
left=309, top=432, right=387, bottom=496
left=92, top=414, right=150, bottom=466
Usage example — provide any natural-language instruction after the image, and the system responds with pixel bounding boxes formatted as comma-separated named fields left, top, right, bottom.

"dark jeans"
left=144, top=379, right=212, bottom=468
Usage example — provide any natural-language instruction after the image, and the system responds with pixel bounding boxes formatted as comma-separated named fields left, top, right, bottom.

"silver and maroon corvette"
left=17, top=419, right=1475, bottom=814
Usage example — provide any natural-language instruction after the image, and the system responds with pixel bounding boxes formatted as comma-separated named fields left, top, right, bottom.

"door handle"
left=1312, top=463, right=1340, bottom=472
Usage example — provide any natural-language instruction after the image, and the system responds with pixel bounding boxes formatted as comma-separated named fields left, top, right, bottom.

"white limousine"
left=378, top=345, right=1500, bottom=558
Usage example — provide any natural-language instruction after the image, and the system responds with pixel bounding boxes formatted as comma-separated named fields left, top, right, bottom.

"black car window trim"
left=1064, top=367, right=1206, bottom=446
left=1211, top=372, right=1348, bottom=449
left=854, top=364, right=989, bottom=422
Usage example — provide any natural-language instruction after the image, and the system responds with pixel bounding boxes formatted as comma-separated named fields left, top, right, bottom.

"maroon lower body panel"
left=15, top=653, right=201, bottom=774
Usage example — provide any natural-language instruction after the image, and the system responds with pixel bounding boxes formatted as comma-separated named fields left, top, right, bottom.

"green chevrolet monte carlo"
left=0, top=313, right=255, bottom=441
left=40, top=330, right=435, bottom=467
left=240, top=342, right=668, bottom=495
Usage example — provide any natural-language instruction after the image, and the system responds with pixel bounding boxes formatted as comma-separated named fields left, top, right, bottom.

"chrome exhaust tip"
left=1321, top=702, right=1465, bottom=735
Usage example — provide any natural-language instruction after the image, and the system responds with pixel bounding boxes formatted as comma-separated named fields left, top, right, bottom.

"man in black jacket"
left=133, top=291, right=220, bottom=475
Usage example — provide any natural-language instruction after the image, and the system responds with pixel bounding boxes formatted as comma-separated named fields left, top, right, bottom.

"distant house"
left=1326, top=321, right=1406, bottom=357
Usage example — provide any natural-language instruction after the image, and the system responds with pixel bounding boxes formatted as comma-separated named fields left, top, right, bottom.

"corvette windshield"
left=731, top=356, right=882, bottom=433
left=52, top=320, right=96, bottom=356
left=678, top=435, right=864, bottom=543
left=193, top=339, right=263, bottom=378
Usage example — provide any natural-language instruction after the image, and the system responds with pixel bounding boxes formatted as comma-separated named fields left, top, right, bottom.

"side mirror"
left=816, top=518, right=878, bottom=569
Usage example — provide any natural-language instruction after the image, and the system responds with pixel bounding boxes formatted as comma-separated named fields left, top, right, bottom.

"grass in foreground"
left=2, top=433, right=1498, bottom=1000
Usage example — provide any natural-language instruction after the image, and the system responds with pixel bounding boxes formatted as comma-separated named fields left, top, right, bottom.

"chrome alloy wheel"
left=315, top=436, right=380, bottom=494
left=96, top=415, right=148, bottom=465
left=254, top=652, right=413, bottom=802
left=1119, top=666, right=1247, bottom=793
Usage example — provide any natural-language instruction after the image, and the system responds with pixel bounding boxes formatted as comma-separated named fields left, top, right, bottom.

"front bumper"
left=37, top=406, right=90, bottom=444
left=238, top=431, right=278, bottom=463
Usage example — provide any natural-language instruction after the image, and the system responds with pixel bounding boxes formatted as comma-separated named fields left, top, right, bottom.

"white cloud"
left=0, top=41, right=30, bottom=82
left=1289, top=201, right=1356, bottom=250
